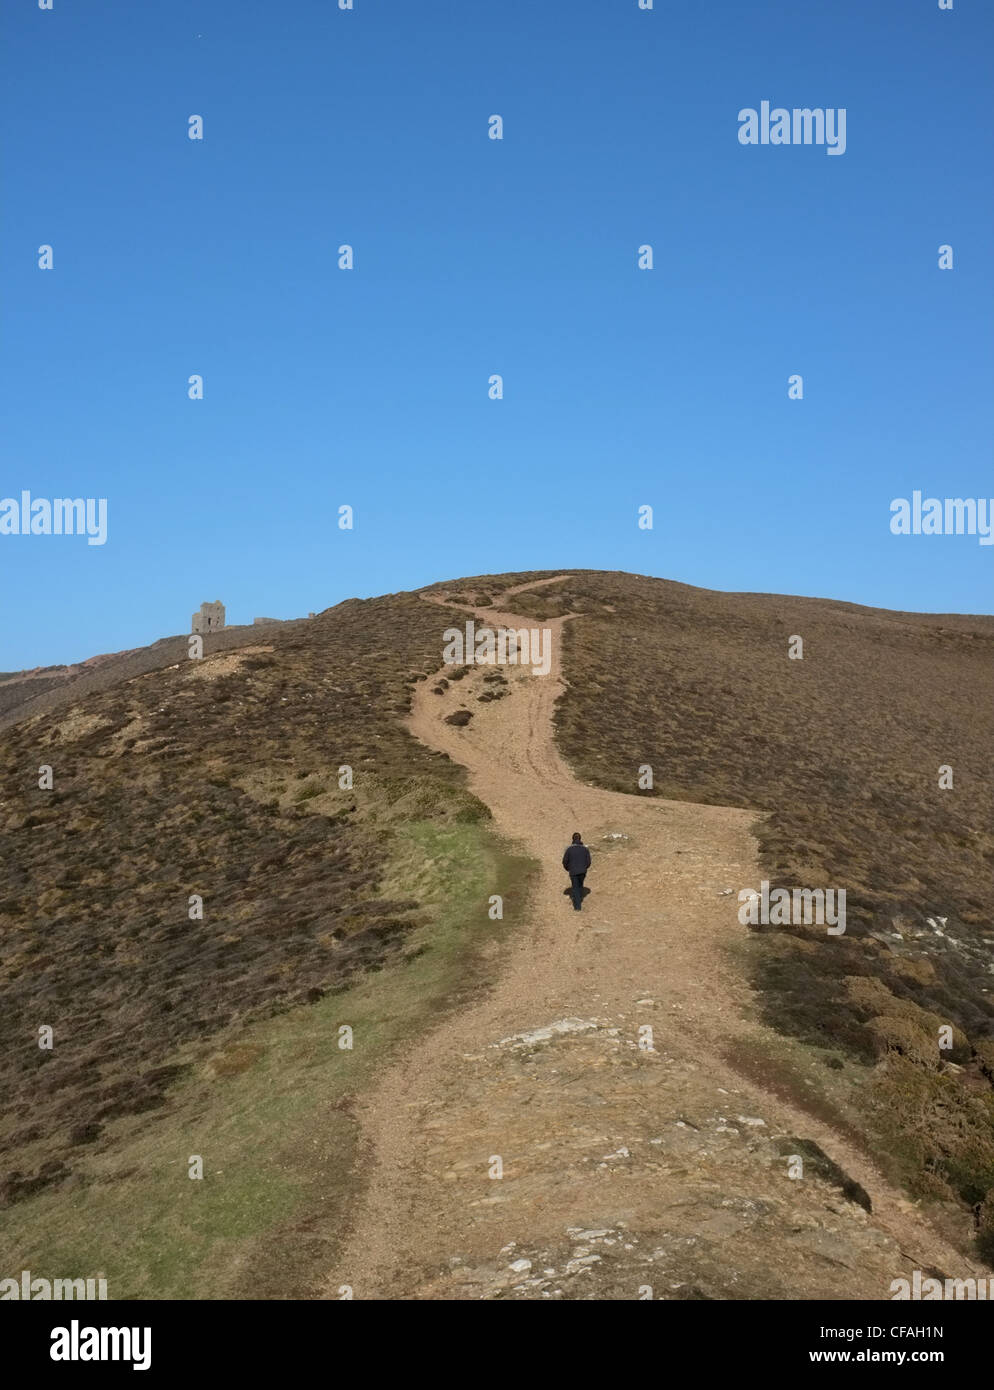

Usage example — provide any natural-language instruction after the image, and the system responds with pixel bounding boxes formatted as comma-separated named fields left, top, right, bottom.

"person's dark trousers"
left=569, top=871, right=586, bottom=910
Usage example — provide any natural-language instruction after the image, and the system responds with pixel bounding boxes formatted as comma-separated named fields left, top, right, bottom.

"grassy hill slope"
left=0, top=593, right=533, bottom=1296
left=3, top=568, right=992, bottom=1290
left=437, top=569, right=994, bottom=1254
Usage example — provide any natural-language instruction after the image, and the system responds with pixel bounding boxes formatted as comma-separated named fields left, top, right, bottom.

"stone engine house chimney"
left=192, top=600, right=225, bottom=634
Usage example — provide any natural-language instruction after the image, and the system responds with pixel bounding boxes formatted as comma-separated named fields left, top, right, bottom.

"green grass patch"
left=1, top=818, right=536, bottom=1300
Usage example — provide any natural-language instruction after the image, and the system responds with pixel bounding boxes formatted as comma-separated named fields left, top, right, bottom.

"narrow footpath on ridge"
left=323, top=577, right=980, bottom=1299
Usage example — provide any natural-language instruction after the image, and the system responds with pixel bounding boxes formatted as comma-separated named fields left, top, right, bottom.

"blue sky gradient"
left=2, top=0, right=992, bottom=667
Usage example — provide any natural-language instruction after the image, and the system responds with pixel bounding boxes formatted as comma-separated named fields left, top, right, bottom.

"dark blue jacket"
left=562, top=843, right=591, bottom=873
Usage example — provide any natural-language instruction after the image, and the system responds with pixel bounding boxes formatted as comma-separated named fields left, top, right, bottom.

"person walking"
left=562, top=832, right=591, bottom=911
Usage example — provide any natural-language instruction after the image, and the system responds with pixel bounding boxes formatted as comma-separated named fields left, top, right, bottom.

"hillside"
left=0, top=622, right=310, bottom=729
left=0, top=594, right=530, bottom=1295
left=1, top=570, right=991, bottom=1298
left=440, top=570, right=994, bottom=1254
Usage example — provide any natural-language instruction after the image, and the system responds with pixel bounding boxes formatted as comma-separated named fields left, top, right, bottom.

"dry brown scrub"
left=433, top=569, right=994, bottom=1252
left=0, top=593, right=479, bottom=1209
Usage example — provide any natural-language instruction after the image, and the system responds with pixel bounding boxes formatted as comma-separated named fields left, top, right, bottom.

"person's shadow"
left=562, top=886, right=591, bottom=908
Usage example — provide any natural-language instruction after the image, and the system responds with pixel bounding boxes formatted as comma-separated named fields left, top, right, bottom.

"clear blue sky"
left=2, top=0, right=992, bottom=668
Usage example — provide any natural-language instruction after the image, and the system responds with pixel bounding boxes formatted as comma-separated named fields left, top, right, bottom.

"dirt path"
left=323, top=578, right=981, bottom=1300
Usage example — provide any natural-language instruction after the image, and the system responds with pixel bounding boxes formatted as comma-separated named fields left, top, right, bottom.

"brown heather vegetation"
left=0, top=593, right=536, bottom=1294
left=438, top=569, right=994, bottom=1252
left=2, top=568, right=992, bottom=1287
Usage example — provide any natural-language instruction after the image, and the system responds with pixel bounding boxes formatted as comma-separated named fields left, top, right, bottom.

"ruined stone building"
left=192, top=600, right=225, bottom=634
